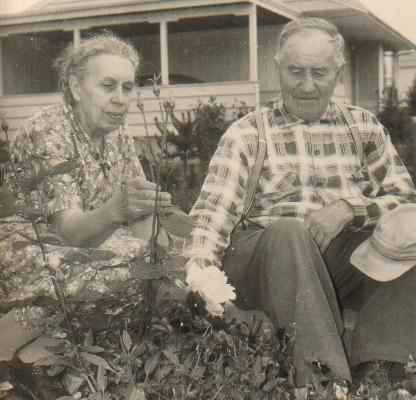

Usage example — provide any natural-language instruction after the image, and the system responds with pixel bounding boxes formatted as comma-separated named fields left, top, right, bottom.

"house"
left=397, top=51, right=416, bottom=103
left=0, top=0, right=415, bottom=138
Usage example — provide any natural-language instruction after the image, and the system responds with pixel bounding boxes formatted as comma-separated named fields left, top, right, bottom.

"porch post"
left=0, top=40, right=3, bottom=96
left=249, top=4, right=260, bottom=109
left=160, top=20, right=169, bottom=85
left=377, top=43, right=385, bottom=112
left=73, top=29, right=81, bottom=48
left=392, top=51, right=399, bottom=90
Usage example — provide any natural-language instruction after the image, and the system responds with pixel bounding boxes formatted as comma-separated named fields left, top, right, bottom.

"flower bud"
left=151, top=73, right=161, bottom=98
left=152, top=83, right=161, bottom=99
left=1, top=115, right=9, bottom=133
left=136, top=92, right=144, bottom=111
left=163, top=95, right=175, bottom=113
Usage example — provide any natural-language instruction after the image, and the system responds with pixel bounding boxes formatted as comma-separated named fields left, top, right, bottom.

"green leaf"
left=163, top=348, right=179, bottom=365
left=34, top=355, right=58, bottom=366
left=144, top=351, right=161, bottom=377
left=156, top=364, right=172, bottom=383
left=0, top=188, right=16, bottom=217
left=0, top=140, right=10, bottom=165
left=47, top=364, right=66, bottom=377
left=130, top=260, right=166, bottom=280
left=80, top=352, right=115, bottom=372
left=81, top=345, right=105, bottom=353
left=262, top=377, right=287, bottom=392
left=97, top=366, right=107, bottom=393
left=125, top=385, right=146, bottom=400
left=159, top=206, right=194, bottom=237
left=84, top=329, right=93, bottom=347
left=122, top=329, right=132, bottom=352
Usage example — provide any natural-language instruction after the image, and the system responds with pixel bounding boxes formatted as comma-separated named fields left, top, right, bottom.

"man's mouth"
left=293, top=97, right=319, bottom=101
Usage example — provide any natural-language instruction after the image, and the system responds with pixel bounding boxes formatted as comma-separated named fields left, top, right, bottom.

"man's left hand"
left=304, top=200, right=354, bottom=253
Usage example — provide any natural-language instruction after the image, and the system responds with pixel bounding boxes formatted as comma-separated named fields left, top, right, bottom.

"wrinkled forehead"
left=83, top=53, right=136, bottom=80
left=279, top=29, right=338, bottom=63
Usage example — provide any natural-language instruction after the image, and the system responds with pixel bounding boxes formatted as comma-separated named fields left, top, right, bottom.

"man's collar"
left=271, top=94, right=337, bottom=125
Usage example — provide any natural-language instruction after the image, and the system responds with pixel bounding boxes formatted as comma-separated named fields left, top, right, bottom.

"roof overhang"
left=281, top=0, right=415, bottom=51
left=307, top=8, right=415, bottom=51
left=0, top=0, right=297, bottom=36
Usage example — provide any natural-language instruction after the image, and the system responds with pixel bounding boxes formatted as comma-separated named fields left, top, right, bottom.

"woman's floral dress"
left=0, top=103, right=152, bottom=353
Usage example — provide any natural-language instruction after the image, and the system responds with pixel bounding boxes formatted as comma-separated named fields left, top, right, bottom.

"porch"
left=0, top=1, right=295, bottom=138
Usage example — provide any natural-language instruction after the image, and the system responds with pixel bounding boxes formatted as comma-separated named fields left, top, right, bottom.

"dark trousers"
left=222, top=218, right=416, bottom=385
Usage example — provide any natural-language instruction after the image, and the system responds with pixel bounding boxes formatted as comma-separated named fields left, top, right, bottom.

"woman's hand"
left=53, top=178, right=171, bottom=247
left=110, top=178, right=171, bottom=223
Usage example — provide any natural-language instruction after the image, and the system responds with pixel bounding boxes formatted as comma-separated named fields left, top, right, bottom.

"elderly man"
left=183, top=18, right=416, bottom=386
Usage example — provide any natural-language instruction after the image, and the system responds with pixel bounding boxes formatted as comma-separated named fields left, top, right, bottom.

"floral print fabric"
left=0, top=102, right=148, bottom=307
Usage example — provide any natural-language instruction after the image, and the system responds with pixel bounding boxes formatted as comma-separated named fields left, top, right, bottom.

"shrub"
left=406, top=74, right=416, bottom=116
left=378, top=86, right=416, bottom=184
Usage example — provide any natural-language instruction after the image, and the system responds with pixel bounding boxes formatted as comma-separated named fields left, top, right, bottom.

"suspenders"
left=240, top=104, right=364, bottom=225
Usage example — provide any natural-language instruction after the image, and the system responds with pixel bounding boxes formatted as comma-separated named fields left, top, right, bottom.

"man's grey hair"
left=275, top=18, right=346, bottom=69
left=54, top=31, right=140, bottom=105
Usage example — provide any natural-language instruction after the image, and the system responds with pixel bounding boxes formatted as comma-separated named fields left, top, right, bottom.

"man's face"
left=277, top=29, right=342, bottom=123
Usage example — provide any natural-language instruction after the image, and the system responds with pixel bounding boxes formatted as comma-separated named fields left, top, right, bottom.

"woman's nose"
left=111, top=87, right=126, bottom=104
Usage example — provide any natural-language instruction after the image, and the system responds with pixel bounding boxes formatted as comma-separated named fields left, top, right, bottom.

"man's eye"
left=288, top=68, right=303, bottom=75
left=313, top=70, right=328, bottom=77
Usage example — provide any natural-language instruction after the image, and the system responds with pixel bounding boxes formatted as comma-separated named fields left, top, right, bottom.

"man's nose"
left=299, top=73, right=317, bottom=93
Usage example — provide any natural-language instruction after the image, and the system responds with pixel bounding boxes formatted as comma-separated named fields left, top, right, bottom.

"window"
left=1, top=30, right=72, bottom=95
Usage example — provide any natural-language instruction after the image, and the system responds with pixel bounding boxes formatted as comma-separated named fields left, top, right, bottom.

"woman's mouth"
left=105, top=112, right=124, bottom=122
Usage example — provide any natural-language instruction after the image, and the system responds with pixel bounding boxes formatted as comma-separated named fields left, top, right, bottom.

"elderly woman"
left=0, top=32, right=170, bottom=398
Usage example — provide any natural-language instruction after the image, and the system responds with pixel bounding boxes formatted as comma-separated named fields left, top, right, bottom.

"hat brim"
left=350, top=239, right=416, bottom=282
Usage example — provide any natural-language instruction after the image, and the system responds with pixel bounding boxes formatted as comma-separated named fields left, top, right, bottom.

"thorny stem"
left=157, top=100, right=169, bottom=159
left=150, top=163, right=161, bottom=264
left=1, top=118, right=97, bottom=393
left=138, top=107, right=156, bottom=182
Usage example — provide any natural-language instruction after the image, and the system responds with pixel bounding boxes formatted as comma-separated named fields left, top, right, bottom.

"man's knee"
left=264, top=217, right=309, bottom=241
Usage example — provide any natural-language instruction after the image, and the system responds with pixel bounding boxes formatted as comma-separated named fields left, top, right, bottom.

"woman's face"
left=71, top=53, right=136, bottom=137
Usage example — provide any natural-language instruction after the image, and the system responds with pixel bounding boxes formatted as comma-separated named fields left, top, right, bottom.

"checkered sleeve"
left=183, top=117, right=257, bottom=269
left=344, top=111, right=416, bottom=227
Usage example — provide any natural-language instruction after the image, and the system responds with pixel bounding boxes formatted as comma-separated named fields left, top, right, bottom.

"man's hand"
left=304, top=200, right=354, bottom=253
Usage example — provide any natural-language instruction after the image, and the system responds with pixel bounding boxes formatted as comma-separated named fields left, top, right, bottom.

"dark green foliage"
left=378, top=86, right=416, bottom=184
left=192, top=97, right=231, bottom=173
left=406, top=75, right=416, bottom=116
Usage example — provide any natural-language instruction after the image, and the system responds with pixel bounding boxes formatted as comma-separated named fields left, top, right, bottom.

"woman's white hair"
left=275, top=17, right=346, bottom=69
left=54, top=31, right=140, bottom=105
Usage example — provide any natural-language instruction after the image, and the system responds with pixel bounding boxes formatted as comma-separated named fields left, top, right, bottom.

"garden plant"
left=0, top=77, right=415, bottom=400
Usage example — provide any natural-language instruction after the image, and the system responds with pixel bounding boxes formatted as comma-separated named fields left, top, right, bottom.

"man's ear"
left=336, top=65, right=345, bottom=85
left=69, top=75, right=82, bottom=102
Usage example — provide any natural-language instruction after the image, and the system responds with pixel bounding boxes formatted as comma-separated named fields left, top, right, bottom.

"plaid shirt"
left=183, top=96, right=416, bottom=268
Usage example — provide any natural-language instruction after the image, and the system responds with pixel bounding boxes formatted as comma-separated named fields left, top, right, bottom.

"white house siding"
left=0, top=81, right=259, bottom=140
left=398, top=52, right=416, bottom=102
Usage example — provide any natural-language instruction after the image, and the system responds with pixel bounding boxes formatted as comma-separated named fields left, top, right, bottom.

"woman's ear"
left=69, top=75, right=82, bottom=102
